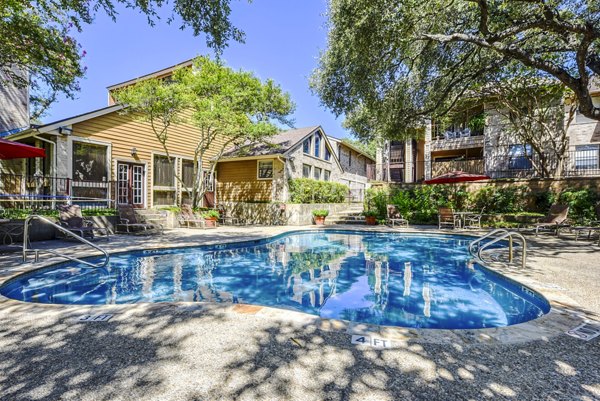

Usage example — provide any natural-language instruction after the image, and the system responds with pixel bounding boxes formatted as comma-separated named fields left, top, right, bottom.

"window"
left=324, top=170, right=331, bottom=181
left=508, top=144, right=533, bottom=170
left=575, top=144, right=600, bottom=170
left=153, top=155, right=176, bottom=205
left=314, top=167, right=322, bottom=180
left=182, top=159, right=195, bottom=189
left=72, top=141, right=108, bottom=181
left=314, top=133, right=321, bottom=158
left=349, top=150, right=352, bottom=166
left=303, top=138, right=311, bottom=154
left=324, top=146, right=331, bottom=161
left=302, top=164, right=312, bottom=178
left=258, top=160, right=274, bottom=179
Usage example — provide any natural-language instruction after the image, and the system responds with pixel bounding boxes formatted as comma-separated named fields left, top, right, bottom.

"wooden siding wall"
left=72, top=110, right=227, bottom=206
left=217, top=160, right=273, bottom=202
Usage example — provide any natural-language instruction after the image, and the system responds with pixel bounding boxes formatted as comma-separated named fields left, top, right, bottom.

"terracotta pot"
left=204, top=217, right=218, bottom=227
left=365, top=216, right=377, bottom=225
left=314, top=216, right=326, bottom=225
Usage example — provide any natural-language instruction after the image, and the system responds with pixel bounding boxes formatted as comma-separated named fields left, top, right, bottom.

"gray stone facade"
left=0, top=69, right=29, bottom=135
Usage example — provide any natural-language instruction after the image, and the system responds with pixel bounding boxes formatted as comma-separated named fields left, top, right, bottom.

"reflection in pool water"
left=0, top=231, right=550, bottom=329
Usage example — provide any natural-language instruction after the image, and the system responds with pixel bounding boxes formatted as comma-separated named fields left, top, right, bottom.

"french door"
left=117, top=163, right=145, bottom=207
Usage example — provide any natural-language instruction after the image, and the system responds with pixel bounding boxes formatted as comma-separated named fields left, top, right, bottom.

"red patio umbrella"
left=424, top=170, right=490, bottom=184
left=0, top=138, right=46, bottom=159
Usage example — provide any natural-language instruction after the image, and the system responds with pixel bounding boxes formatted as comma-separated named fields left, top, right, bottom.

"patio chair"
left=57, top=204, right=110, bottom=240
left=179, top=204, right=215, bottom=229
left=117, top=204, right=163, bottom=234
left=438, top=207, right=460, bottom=229
left=463, top=207, right=485, bottom=229
left=217, top=203, right=245, bottom=226
left=461, top=128, right=471, bottom=137
left=534, top=204, right=570, bottom=236
left=386, top=205, right=409, bottom=228
left=572, top=205, right=600, bottom=243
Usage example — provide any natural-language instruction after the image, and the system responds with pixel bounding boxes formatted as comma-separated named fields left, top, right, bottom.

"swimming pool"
left=0, top=230, right=550, bottom=329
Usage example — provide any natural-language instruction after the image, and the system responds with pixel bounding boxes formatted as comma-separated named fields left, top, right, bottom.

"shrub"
left=364, top=187, right=389, bottom=219
left=288, top=178, right=348, bottom=203
left=201, top=210, right=220, bottom=219
left=312, top=209, right=329, bottom=217
left=532, top=190, right=556, bottom=213
left=558, top=188, right=598, bottom=224
left=469, top=185, right=528, bottom=213
left=363, top=209, right=379, bottom=217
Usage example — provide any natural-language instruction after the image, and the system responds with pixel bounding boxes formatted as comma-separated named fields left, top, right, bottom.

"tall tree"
left=311, top=0, right=600, bottom=141
left=1, top=0, right=246, bottom=119
left=478, top=76, right=575, bottom=177
left=114, top=56, right=295, bottom=207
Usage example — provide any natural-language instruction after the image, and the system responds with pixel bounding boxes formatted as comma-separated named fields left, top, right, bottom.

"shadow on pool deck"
left=1, top=226, right=599, bottom=400
left=0, top=300, right=599, bottom=401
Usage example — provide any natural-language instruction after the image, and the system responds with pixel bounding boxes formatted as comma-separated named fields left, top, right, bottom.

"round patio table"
left=452, top=211, right=477, bottom=229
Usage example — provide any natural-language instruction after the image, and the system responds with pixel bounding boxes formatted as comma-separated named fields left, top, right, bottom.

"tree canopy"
left=311, top=0, right=600, bottom=142
left=1, top=0, right=246, bottom=119
left=114, top=56, right=295, bottom=207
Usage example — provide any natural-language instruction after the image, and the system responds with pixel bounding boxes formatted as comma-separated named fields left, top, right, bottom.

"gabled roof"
left=327, top=136, right=376, bottom=162
left=7, top=104, right=124, bottom=140
left=106, top=59, right=194, bottom=92
left=220, top=126, right=321, bottom=158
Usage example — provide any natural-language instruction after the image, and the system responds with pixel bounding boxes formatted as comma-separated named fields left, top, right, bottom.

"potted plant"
left=312, top=209, right=329, bottom=225
left=201, top=209, right=220, bottom=227
left=363, top=210, right=379, bottom=225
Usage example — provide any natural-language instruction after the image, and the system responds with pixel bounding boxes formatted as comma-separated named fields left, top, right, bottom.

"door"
left=117, top=163, right=145, bottom=207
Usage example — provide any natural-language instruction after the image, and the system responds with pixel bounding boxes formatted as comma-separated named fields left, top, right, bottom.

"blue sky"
left=46, top=0, right=351, bottom=139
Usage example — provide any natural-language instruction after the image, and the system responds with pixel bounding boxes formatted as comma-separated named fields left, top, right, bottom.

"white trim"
left=257, top=159, right=274, bottom=180
left=218, top=154, right=285, bottom=163
left=68, top=136, right=112, bottom=182
left=37, top=105, right=124, bottom=134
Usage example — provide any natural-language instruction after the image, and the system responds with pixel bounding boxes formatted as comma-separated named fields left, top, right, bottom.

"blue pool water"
left=0, top=231, right=550, bottom=329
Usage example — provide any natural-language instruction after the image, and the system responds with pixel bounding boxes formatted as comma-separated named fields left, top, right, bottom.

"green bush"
left=558, top=188, right=598, bottom=224
left=0, top=208, right=117, bottom=219
left=532, top=190, right=556, bottom=213
left=288, top=178, right=348, bottom=203
left=469, top=185, right=528, bottom=214
left=364, top=188, right=389, bottom=219
left=312, top=209, right=329, bottom=217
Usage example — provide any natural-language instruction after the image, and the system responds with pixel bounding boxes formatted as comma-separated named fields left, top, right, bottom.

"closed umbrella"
left=0, top=138, right=46, bottom=159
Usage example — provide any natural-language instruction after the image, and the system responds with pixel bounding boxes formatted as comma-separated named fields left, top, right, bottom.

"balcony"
left=431, top=134, right=484, bottom=151
left=431, top=159, right=485, bottom=177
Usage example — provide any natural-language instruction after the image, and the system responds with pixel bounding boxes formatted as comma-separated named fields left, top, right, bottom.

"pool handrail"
left=470, top=229, right=527, bottom=269
left=22, top=215, right=110, bottom=269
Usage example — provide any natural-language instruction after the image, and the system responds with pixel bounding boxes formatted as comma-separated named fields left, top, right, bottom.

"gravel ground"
left=0, top=226, right=598, bottom=401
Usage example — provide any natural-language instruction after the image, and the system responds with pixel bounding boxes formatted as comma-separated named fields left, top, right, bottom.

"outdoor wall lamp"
left=131, top=147, right=138, bottom=157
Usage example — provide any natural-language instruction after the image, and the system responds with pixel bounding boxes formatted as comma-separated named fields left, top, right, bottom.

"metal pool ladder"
left=468, top=229, right=527, bottom=269
left=22, top=215, right=110, bottom=268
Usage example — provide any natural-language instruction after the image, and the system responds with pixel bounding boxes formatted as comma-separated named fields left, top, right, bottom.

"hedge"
left=288, top=178, right=348, bottom=203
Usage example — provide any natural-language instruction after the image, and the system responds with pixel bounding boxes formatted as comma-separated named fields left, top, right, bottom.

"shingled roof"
left=221, top=126, right=320, bottom=158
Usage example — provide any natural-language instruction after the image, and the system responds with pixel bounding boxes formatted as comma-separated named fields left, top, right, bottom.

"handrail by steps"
left=468, top=228, right=509, bottom=255
left=468, top=229, right=527, bottom=269
left=22, top=215, right=110, bottom=268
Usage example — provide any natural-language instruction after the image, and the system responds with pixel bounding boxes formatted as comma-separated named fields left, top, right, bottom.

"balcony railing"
left=371, top=148, right=600, bottom=182
left=431, top=134, right=485, bottom=151
left=0, top=173, right=116, bottom=211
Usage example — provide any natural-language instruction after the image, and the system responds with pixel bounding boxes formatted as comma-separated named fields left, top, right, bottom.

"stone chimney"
left=0, top=68, right=30, bottom=136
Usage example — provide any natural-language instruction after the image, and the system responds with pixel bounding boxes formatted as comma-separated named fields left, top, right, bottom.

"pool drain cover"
left=566, top=322, right=600, bottom=341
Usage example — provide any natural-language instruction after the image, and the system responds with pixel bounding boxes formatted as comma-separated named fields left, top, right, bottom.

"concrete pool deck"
left=0, top=225, right=598, bottom=400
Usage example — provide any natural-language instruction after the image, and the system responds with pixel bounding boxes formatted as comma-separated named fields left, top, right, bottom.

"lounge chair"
left=571, top=205, right=600, bottom=244
left=387, top=205, right=409, bottom=228
left=179, top=204, right=215, bottom=229
left=534, top=204, right=570, bottom=236
left=117, top=204, right=163, bottom=234
left=438, top=207, right=460, bottom=229
left=58, top=204, right=110, bottom=240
